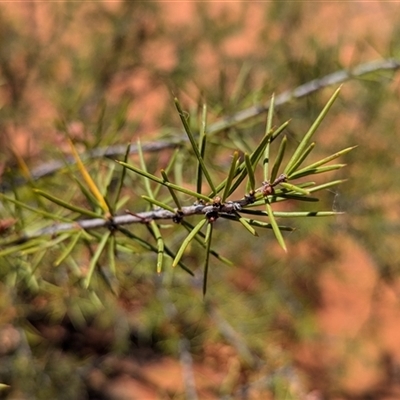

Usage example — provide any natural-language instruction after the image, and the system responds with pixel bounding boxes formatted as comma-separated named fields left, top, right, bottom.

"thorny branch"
left=1, top=58, right=399, bottom=191
left=8, top=177, right=287, bottom=245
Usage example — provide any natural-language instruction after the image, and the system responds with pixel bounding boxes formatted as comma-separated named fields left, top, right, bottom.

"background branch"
left=2, top=58, right=398, bottom=192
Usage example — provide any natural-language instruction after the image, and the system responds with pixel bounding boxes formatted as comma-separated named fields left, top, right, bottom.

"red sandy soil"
left=82, top=234, right=400, bottom=399
left=2, top=1, right=400, bottom=399
left=294, top=235, right=400, bottom=399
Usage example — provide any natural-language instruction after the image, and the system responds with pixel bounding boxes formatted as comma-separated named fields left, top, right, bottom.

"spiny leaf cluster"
left=0, top=87, right=353, bottom=295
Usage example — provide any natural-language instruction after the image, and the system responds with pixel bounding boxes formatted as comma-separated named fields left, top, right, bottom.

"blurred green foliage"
left=1, top=1, right=400, bottom=399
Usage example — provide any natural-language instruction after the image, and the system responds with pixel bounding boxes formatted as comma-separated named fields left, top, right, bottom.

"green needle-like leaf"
left=239, top=209, right=341, bottom=218
left=203, top=222, right=213, bottom=296
left=270, top=135, right=287, bottom=183
left=71, top=174, right=102, bottom=213
left=137, top=139, right=155, bottom=202
left=161, top=170, right=182, bottom=209
left=8, top=233, right=70, bottom=256
left=118, top=226, right=193, bottom=275
left=280, top=182, right=310, bottom=195
left=212, top=120, right=289, bottom=198
left=308, top=179, right=347, bottom=193
left=234, top=120, right=289, bottom=195
left=222, top=151, right=240, bottom=202
left=149, top=221, right=164, bottom=274
left=245, top=219, right=293, bottom=231
left=197, top=104, right=208, bottom=194
left=32, top=249, right=49, bottom=279
left=134, top=147, right=166, bottom=274
left=175, top=98, right=216, bottom=195
left=172, top=218, right=207, bottom=267
left=108, top=233, right=116, bottom=276
left=286, top=142, right=316, bottom=175
left=220, top=213, right=294, bottom=231
left=181, top=220, right=233, bottom=266
left=33, top=189, right=102, bottom=219
left=153, top=149, right=179, bottom=199
left=116, top=160, right=212, bottom=202
left=0, top=193, right=72, bottom=222
left=102, top=162, right=116, bottom=199
left=141, top=195, right=175, bottom=213
left=114, top=142, right=131, bottom=208
left=247, top=189, right=319, bottom=207
left=117, top=226, right=158, bottom=252
left=244, top=153, right=255, bottom=193
left=250, top=121, right=289, bottom=169
left=287, top=146, right=356, bottom=179
left=284, top=86, right=341, bottom=175
left=276, top=181, right=315, bottom=191
left=264, top=94, right=275, bottom=180
left=54, top=231, right=83, bottom=267
left=85, top=230, right=112, bottom=288
left=237, top=215, right=258, bottom=236
left=289, top=164, right=346, bottom=180
left=273, top=194, right=319, bottom=203
left=0, top=239, right=44, bottom=257
left=265, top=200, right=287, bottom=252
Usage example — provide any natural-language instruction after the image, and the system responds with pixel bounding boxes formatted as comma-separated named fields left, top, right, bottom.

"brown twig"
left=7, top=193, right=260, bottom=245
